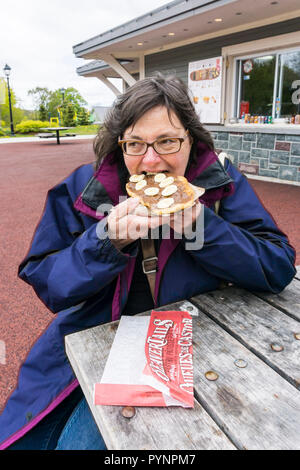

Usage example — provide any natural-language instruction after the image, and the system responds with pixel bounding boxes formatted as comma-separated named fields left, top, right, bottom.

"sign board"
left=188, top=57, right=223, bottom=123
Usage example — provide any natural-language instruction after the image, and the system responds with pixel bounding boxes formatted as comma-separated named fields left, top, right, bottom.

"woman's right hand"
left=107, top=197, right=162, bottom=251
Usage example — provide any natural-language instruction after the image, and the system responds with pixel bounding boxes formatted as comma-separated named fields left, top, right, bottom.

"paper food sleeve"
left=94, top=310, right=194, bottom=408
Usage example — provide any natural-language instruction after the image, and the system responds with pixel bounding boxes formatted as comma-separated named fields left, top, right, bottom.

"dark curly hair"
left=93, top=72, right=215, bottom=173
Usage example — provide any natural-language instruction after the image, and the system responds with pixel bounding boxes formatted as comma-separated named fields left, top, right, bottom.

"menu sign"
left=188, top=57, right=223, bottom=123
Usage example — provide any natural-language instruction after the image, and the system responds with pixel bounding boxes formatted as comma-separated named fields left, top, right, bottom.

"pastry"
left=126, top=172, right=205, bottom=215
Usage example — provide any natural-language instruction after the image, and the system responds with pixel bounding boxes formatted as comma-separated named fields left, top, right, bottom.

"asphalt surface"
left=0, top=137, right=299, bottom=412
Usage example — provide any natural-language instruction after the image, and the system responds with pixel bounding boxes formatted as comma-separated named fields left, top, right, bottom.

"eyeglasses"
left=118, top=132, right=189, bottom=156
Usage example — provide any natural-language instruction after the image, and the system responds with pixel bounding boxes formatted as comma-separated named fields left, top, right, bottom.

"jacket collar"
left=74, top=143, right=234, bottom=219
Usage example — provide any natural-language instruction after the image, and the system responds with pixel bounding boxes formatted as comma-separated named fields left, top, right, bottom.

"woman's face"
left=122, top=106, right=192, bottom=176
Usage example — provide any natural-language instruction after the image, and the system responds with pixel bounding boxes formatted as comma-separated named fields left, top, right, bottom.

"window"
left=235, top=48, right=300, bottom=120
left=276, top=51, right=300, bottom=117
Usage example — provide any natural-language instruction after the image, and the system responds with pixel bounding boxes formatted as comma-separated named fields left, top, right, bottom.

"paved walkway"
left=0, top=137, right=299, bottom=413
left=0, top=135, right=95, bottom=144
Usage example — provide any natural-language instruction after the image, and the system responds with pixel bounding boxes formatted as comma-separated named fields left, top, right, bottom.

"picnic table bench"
left=38, top=133, right=77, bottom=138
left=38, top=133, right=56, bottom=138
left=65, top=266, right=300, bottom=450
left=38, top=127, right=76, bottom=144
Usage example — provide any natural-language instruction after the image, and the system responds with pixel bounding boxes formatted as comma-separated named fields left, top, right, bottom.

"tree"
left=61, top=88, right=87, bottom=113
left=62, top=102, right=76, bottom=127
left=28, top=86, right=88, bottom=122
left=77, top=107, right=90, bottom=125
left=28, top=87, right=52, bottom=110
left=46, top=87, right=87, bottom=118
left=38, top=104, right=48, bottom=121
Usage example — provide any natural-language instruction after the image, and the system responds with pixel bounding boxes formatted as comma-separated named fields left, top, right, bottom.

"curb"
left=0, top=135, right=96, bottom=144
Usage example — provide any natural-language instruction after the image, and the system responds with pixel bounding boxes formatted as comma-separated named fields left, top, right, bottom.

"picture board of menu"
left=188, top=56, right=223, bottom=123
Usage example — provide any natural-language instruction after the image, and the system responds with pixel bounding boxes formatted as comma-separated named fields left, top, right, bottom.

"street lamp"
left=3, top=64, right=15, bottom=136
left=60, top=87, right=66, bottom=103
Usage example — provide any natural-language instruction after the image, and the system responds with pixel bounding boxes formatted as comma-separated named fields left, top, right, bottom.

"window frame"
left=222, top=32, right=300, bottom=125
left=234, top=46, right=300, bottom=122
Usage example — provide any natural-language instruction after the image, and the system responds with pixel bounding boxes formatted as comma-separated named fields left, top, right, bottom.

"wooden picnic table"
left=65, top=266, right=300, bottom=450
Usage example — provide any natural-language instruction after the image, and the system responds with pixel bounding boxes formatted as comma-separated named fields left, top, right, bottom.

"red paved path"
left=0, top=139, right=299, bottom=412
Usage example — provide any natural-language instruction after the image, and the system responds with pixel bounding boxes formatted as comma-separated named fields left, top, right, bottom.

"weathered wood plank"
left=295, top=265, right=300, bottom=281
left=65, top=294, right=300, bottom=450
left=191, top=287, right=300, bottom=390
left=65, top=302, right=236, bottom=451
left=192, top=311, right=300, bottom=450
left=139, top=299, right=200, bottom=317
left=254, top=278, right=300, bottom=321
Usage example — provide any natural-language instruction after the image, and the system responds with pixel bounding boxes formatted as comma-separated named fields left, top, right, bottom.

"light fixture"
left=3, top=63, right=11, bottom=77
left=3, top=64, right=14, bottom=135
left=168, top=32, right=175, bottom=36
left=137, top=42, right=143, bottom=46
left=214, top=18, right=223, bottom=22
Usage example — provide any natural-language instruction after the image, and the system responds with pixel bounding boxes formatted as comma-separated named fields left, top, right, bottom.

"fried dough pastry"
left=126, top=172, right=205, bottom=215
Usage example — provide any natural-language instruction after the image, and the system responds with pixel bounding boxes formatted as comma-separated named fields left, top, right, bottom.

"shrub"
left=15, top=120, right=50, bottom=134
left=0, top=127, right=10, bottom=136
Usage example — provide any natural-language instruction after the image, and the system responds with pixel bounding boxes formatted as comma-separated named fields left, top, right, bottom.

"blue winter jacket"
left=0, top=144, right=296, bottom=449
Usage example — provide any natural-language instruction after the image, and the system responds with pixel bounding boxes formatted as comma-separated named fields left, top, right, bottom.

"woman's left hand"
left=167, top=200, right=203, bottom=237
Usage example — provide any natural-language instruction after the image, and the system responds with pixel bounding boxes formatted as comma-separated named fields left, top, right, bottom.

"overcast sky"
left=1, top=0, right=170, bottom=110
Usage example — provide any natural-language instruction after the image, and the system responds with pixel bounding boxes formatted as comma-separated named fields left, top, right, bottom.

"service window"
left=276, top=50, right=300, bottom=117
left=235, top=48, right=300, bottom=120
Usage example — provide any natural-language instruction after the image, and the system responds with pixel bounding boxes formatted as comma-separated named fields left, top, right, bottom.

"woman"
left=0, top=74, right=296, bottom=450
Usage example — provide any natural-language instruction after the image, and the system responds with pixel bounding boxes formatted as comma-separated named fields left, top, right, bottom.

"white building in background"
left=92, top=105, right=111, bottom=124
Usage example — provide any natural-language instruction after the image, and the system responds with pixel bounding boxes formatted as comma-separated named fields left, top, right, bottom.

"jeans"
left=7, top=387, right=107, bottom=450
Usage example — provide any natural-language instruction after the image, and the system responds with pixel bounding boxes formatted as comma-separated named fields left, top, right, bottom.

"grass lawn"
left=0, top=124, right=101, bottom=139
left=61, top=124, right=100, bottom=135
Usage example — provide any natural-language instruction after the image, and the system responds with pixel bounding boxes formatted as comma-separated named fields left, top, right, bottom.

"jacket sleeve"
left=18, top=182, right=131, bottom=313
left=186, top=161, right=296, bottom=293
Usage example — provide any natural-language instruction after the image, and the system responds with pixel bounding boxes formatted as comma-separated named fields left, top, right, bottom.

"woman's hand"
left=107, top=197, right=202, bottom=251
left=167, top=200, right=203, bottom=238
left=107, top=197, right=162, bottom=251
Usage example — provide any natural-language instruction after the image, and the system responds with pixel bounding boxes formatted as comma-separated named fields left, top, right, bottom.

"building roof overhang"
left=74, top=0, right=300, bottom=60
left=76, top=58, right=137, bottom=79
left=73, top=0, right=300, bottom=82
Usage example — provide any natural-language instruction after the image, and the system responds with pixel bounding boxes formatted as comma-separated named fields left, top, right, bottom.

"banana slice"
left=156, top=197, right=175, bottom=209
left=135, top=179, right=147, bottom=190
left=129, top=174, right=145, bottom=183
left=154, top=173, right=167, bottom=183
left=144, top=187, right=159, bottom=196
left=126, top=172, right=204, bottom=215
left=159, top=176, right=174, bottom=188
left=161, top=184, right=177, bottom=197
